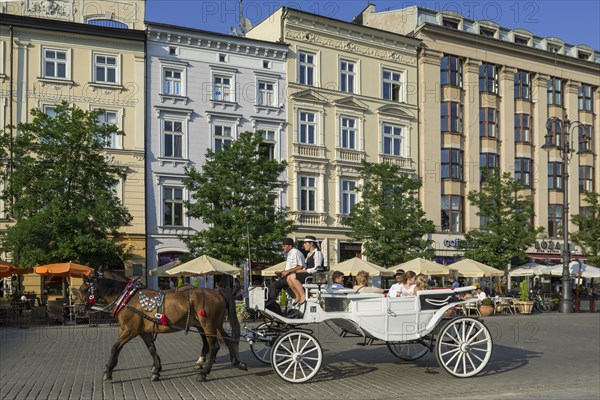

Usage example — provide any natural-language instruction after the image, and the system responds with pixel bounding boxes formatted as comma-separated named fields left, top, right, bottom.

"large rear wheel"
left=435, top=317, right=492, bottom=377
left=387, top=341, right=429, bottom=361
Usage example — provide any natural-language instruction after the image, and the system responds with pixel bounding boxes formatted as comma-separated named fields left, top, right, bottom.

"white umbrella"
left=549, top=262, right=600, bottom=279
left=390, top=257, right=455, bottom=275
left=260, top=261, right=287, bottom=277
left=509, top=262, right=554, bottom=277
left=166, top=255, right=241, bottom=277
left=333, top=257, right=393, bottom=277
left=148, top=259, right=182, bottom=277
left=449, top=258, right=503, bottom=277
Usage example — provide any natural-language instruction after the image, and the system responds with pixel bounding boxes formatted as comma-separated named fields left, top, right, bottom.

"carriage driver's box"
left=248, top=286, right=267, bottom=310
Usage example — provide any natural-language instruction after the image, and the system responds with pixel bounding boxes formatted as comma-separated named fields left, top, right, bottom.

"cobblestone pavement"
left=1, top=313, right=599, bottom=400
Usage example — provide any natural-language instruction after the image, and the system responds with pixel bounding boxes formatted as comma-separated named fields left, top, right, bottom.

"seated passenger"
left=399, top=270, right=417, bottom=296
left=353, top=270, right=384, bottom=294
left=475, top=287, right=487, bottom=300
left=331, top=271, right=345, bottom=289
left=388, top=269, right=405, bottom=297
left=413, top=274, right=430, bottom=296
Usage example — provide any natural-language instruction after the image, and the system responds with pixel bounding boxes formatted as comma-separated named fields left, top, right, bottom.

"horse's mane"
left=94, top=270, right=135, bottom=296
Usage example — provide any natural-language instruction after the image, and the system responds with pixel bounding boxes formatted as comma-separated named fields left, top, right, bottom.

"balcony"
left=336, top=214, right=350, bottom=227
left=335, top=148, right=364, bottom=163
left=292, top=212, right=327, bottom=226
left=380, top=155, right=415, bottom=171
left=293, top=144, right=326, bottom=159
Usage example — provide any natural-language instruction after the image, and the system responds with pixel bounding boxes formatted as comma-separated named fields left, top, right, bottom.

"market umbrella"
left=333, top=257, right=393, bottom=277
left=0, top=261, right=33, bottom=279
left=508, top=262, right=553, bottom=277
left=148, top=259, right=182, bottom=277
left=449, top=258, right=503, bottom=277
left=260, top=261, right=287, bottom=277
left=390, top=257, right=455, bottom=275
left=548, top=262, right=600, bottom=279
left=166, top=255, right=241, bottom=277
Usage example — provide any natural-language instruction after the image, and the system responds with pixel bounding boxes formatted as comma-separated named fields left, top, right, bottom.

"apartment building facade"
left=0, top=1, right=146, bottom=292
left=357, top=5, right=600, bottom=264
left=247, top=7, right=420, bottom=267
left=145, top=23, right=288, bottom=288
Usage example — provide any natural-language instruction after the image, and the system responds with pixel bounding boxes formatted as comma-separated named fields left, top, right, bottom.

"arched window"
left=88, top=19, right=128, bottom=29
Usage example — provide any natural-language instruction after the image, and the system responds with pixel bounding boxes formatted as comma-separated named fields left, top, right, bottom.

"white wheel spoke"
left=297, top=361, right=307, bottom=378
left=293, top=363, right=298, bottom=380
left=461, top=320, right=467, bottom=342
left=470, top=338, right=490, bottom=346
left=282, top=360, right=294, bottom=376
left=441, top=342, right=460, bottom=348
left=299, top=339, right=312, bottom=353
left=465, top=321, right=475, bottom=342
left=471, top=346, right=490, bottom=352
left=465, top=352, right=478, bottom=371
left=462, top=350, right=467, bottom=373
left=302, top=356, right=321, bottom=361
left=469, top=351, right=485, bottom=363
left=445, top=349, right=461, bottom=365
left=467, top=327, right=485, bottom=343
left=452, top=352, right=463, bottom=373
left=441, top=347, right=461, bottom=357
left=300, top=360, right=316, bottom=372
left=276, top=356, right=294, bottom=367
left=280, top=343, right=294, bottom=355
left=302, top=346, right=319, bottom=355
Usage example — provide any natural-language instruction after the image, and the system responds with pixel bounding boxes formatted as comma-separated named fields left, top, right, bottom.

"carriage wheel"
left=250, top=322, right=279, bottom=364
left=271, top=330, right=322, bottom=383
left=435, top=317, right=493, bottom=378
left=387, top=341, right=429, bottom=361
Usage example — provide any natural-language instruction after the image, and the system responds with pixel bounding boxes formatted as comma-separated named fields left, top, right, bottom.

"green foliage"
left=480, top=297, right=493, bottom=306
left=183, top=131, right=293, bottom=266
left=0, top=102, right=132, bottom=268
left=345, top=161, right=435, bottom=268
left=570, top=191, right=600, bottom=267
left=462, top=170, right=544, bottom=271
left=279, top=288, right=287, bottom=306
left=235, top=302, right=250, bottom=319
left=519, top=280, right=529, bottom=301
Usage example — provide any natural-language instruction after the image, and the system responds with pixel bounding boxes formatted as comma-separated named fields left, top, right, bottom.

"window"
left=340, top=117, right=356, bottom=149
left=548, top=162, right=564, bottom=191
left=218, top=54, right=227, bottom=62
left=340, top=60, right=355, bottom=93
left=514, top=36, right=529, bottom=45
left=514, top=70, right=532, bottom=100
left=441, top=148, right=464, bottom=180
left=94, top=54, right=117, bottom=84
left=299, top=111, right=316, bottom=144
left=579, top=166, right=594, bottom=193
left=299, top=176, right=316, bottom=211
left=578, top=51, right=591, bottom=61
left=441, top=101, right=462, bottom=134
left=341, top=180, right=357, bottom=214
left=163, top=68, right=182, bottom=95
left=382, top=69, right=403, bottom=101
left=163, top=120, right=183, bottom=158
left=110, top=178, right=124, bottom=205
left=548, top=45, right=561, bottom=54
left=547, top=78, right=563, bottom=106
left=256, top=81, right=275, bottom=107
left=263, top=60, right=271, bottom=69
left=515, top=158, right=532, bottom=187
left=259, top=129, right=276, bottom=160
left=88, top=19, right=128, bottom=29
left=97, top=110, right=119, bottom=148
left=479, top=108, right=499, bottom=138
left=298, top=51, right=315, bottom=85
left=578, top=125, right=593, bottom=152
left=214, top=124, right=232, bottom=152
left=578, top=84, right=593, bottom=111
left=382, top=124, right=404, bottom=156
left=43, top=105, right=57, bottom=118
left=514, top=114, right=531, bottom=143
left=480, top=28, right=495, bottom=37
left=443, top=19, right=459, bottom=29
left=546, top=119, right=561, bottom=147
left=43, top=49, right=67, bottom=79
left=213, top=75, right=232, bottom=101
left=440, top=55, right=462, bottom=87
left=480, top=153, right=499, bottom=182
left=441, top=195, right=463, bottom=233
left=163, top=186, right=183, bottom=226
left=168, top=46, right=178, bottom=56
left=548, top=204, right=562, bottom=238
left=479, top=63, right=498, bottom=94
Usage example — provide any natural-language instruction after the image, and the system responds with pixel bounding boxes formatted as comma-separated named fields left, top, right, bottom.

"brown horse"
left=75, top=269, right=247, bottom=382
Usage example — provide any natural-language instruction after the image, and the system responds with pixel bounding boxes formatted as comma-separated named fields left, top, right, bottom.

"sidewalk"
left=1, top=313, right=599, bottom=399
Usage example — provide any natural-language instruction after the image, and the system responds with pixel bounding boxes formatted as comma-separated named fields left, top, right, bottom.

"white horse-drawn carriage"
left=245, top=276, right=493, bottom=383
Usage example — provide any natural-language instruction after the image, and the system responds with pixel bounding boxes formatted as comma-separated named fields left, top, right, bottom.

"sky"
left=146, top=0, right=600, bottom=50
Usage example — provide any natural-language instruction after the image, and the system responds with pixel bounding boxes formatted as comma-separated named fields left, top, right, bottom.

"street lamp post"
left=542, top=115, right=591, bottom=314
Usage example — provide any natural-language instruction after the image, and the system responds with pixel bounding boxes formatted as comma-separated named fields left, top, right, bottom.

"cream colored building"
left=357, top=5, right=600, bottom=263
left=0, top=1, right=146, bottom=295
left=247, top=7, right=420, bottom=266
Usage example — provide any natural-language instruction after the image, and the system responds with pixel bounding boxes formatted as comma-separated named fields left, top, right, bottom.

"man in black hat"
left=388, top=269, right=405, bottom=297
left=265, top=238, right=306, bottom=315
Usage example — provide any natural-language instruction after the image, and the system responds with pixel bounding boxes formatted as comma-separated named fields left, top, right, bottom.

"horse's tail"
left=218, top=288, right=240, bottom=353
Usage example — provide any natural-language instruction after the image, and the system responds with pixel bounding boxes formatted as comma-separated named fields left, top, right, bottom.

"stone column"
left=499, top=66, right=517, bottom=173
left=564, top=80, right=579, bottom=232
left=532, top=73, right=549, bottom=229
left=463, top=58, right=480, bottom=232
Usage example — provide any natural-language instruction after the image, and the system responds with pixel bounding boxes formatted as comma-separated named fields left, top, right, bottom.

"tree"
left=0, top=102, right=132, bottom=268
left=462, top=170, right=543, bottom=270
left=345, top=161, right=435, bottom=268
left=183, top=131, right=293, bottom=267
left=571, top=191, right=600, bottom=266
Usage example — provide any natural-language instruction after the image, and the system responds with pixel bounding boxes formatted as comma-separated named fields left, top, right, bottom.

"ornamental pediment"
left=291, top=89, right=328, bottom=105
left=377, top=104, right=415, bottom=120
left=333, top=96, right=369, bottom=111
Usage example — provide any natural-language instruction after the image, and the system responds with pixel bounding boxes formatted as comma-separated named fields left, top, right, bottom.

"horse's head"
left=74, top=270, right=100, bottom=315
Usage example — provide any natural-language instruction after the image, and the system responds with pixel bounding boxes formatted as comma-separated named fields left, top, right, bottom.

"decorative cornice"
left=27, top=91, right=136, bottom=107
left=285, top=29, right=417, bottom=65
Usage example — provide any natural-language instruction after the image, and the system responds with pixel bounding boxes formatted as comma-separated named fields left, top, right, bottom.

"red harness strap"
left=112, top=278, right=142, bottom=317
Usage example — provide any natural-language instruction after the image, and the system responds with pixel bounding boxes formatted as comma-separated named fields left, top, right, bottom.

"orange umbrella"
left=34, top=262, right=93, bottom=278
left=0, top=261, right=32, bottom=279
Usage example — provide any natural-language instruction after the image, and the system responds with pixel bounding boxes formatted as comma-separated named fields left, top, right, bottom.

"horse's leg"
left=196, top=324, right=220, bottom=382
left=104, top=329, right=136, bottom=381
left=193, top=330, right=209, bottom=370
left=218, top=324, right=247, bottom=371
left=140, top=333, right=162, bottom=381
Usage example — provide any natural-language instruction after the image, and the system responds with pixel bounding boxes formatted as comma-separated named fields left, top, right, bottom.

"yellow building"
left=0, top=1, right=146, bottom=295
left=247, top=7, right=420, bottom=266
left=357, top=5, right=600, bottom=263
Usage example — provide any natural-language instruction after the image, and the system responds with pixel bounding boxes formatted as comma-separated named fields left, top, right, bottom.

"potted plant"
left=479, top=297, right=494, bottom=317
left=235, top=302, right=250, bottom=323
left=515, top=280, right=534, bottom=314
